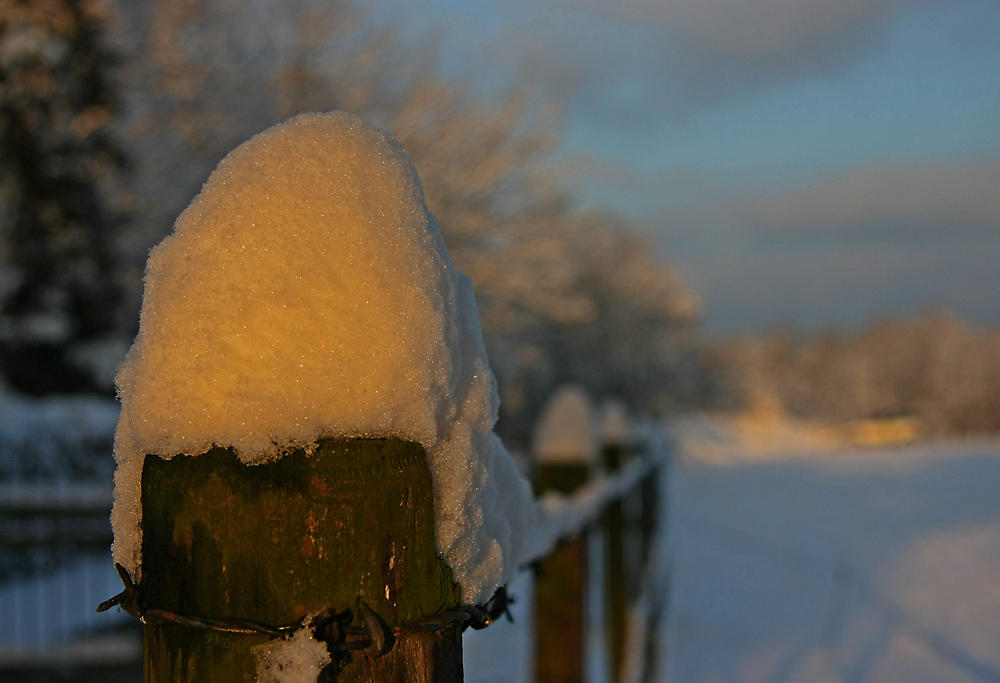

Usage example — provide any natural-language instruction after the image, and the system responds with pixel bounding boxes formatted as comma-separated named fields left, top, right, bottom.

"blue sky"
left=373, top=0, right=1000, bottom=336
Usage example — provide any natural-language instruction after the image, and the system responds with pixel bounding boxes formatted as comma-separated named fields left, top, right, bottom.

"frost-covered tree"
left=0, top=0, right=126, bottom=394
left=471, top=211, right=709, bottom=438
left=709, top=312, right=1000, bottom=436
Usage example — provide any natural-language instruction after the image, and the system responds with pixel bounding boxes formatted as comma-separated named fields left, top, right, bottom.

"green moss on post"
left=141, top=438, right=463, bottom=683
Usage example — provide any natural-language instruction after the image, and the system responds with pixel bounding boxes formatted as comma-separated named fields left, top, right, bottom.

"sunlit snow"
left=531, top=384, right=597, bottom=464
left=112, top=111, right=537, bottom=606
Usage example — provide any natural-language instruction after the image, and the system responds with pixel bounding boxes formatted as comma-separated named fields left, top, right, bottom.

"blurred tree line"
left=0, top=0, right=712, bottom=446
left=709, top=311, right=1000, bottom=436
left=0, top=0, right=126, bottom=394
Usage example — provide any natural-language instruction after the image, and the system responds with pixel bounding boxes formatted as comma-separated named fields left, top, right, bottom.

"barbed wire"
left=97, top=563, right=512, bottom=656
left=95, top=433, right=667, bottom=661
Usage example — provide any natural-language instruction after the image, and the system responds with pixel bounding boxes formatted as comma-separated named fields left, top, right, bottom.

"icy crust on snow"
left=112, top=111, right=536, bottom=605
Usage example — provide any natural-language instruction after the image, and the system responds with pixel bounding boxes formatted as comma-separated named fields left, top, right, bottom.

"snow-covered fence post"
left=141, top=438, right=463, bottom=682
left=638, top=443, right=662, bottom=573
left=530, top=386, right=597, bottom=683
left=643, top=437, right=669, bottom=683
left=598, top=400, right=633, bottom=682
left=102, top=112, right=540, bottom=683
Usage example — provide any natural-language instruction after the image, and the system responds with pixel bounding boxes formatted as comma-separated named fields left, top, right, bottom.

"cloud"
left=582, top=0, right=896, bottom=69
left=680, top=236, right=1000, bottom=335
left=650, top=160, right=1000, bottom=334
left=746, top=162, right=1000, bottom=232
left=501, top=0, right=933, bottom=136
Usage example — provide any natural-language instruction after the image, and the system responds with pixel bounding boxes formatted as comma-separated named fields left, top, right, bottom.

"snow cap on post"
left=111, top=111, right=536, bottom=605
left=599, top=398, right=630, bottom=447
left=531, top=384, right=598, bottom=464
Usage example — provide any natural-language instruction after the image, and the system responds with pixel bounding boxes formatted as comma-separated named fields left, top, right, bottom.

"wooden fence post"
left=600, top=440, right=628, bottom=682
left=639, top=451, right=661, bottom=570
left=636, top=463, right=663, bottom=683
left=531, top=386, right=597, bottom=683
left=532, top=464, right=591, bottom=683
left=140, top=438, right=463, bottom=683
left=634, top=431, right=668, bottom=683
left=599, top=400, right=642, bottom=683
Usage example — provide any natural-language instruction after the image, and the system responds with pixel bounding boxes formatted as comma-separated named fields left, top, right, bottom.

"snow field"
left=666, top=441, right=1000, bottom=682
left=464, top=436, right=1000, bottom=683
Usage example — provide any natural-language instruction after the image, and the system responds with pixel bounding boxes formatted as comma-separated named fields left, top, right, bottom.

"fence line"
left=0, top=481, right=139, bottom=677
left=2, top=419, right=672, bottom=682
left=0, top=554, right=132, bottom=648
left=619, top=533, right=670, bottom=683
left=0, top=483, right=113, bottom=515
left=528, top=425, right=672, bottom=683
left=523, top=437, right=666, bottom=566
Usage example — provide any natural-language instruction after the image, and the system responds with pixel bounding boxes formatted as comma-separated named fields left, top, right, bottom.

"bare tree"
left=0, top=0, right=126, bottom=393
left=710, top=311, right=1000, bottom=436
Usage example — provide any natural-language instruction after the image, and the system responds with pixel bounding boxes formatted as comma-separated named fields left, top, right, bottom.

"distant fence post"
left=140, top=438, right=463, bottom=683
left=532, top=463, right=591, bottom=683
left=601, top=444, right=628, bottom=681
left=639, top=446, right=661, bottom=570
left=636, top=429, right=668, bottom=683
left=531, top=386, right=597, bottom=683
left=599, top=403, right=629, bottom=683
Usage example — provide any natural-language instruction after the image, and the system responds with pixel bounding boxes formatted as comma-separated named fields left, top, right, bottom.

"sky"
left=372, top=0, right=1000, bottom=337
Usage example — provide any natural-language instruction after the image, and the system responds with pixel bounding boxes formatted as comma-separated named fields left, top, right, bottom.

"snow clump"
left=254, top=625, right=331, bottom=683
left=112, top=111, right=537, bottom=605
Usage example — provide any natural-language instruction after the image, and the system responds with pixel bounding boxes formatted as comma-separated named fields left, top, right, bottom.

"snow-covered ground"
left=666, top=440, right=1000, bottom=683
left=4, top=392, right=999, bottom=682
left=466, top=435, right=1000, bottom=683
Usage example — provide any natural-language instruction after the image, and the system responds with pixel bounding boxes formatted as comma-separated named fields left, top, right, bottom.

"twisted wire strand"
left=97, top=563, right=508, bottom=655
